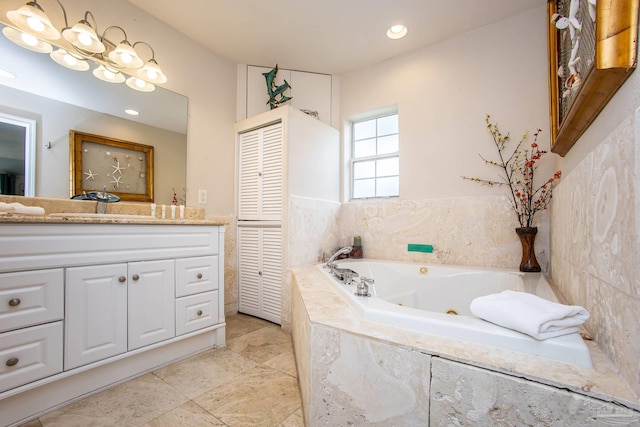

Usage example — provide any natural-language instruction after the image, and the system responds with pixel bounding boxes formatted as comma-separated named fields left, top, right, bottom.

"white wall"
left=340, top=6, right=554, bottom=201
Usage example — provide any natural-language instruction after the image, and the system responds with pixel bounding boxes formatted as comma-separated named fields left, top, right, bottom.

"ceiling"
left=127, top=0, right=542, bottom=75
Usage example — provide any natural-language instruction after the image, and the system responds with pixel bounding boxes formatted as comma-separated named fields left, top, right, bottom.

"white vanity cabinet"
left=65, top=264, right=128, bottom=370
left=175, top=256, right=219, bottom=335
left=0, top=269, right=64, bottom=394
left=0, top=222, right=225, bottom=427
left=65, top=259, right=176, bottom=370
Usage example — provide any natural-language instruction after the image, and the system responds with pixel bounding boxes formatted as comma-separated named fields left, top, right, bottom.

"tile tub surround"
left=338, top=194, right=551, bottom=273
left=551, top=113, right=640, bottom=396
left=291, top=265, right=639, bottom=425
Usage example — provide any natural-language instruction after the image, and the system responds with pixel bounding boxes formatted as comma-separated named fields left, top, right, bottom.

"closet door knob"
left=197, top=310, right=203, bottom=316
left=8, top=298, right=21, bottom=307
left=6, top=357, right=19, bottom=367
left=258, top=172, right=263, bottom=176
left=258, top=271, right=262, bottom=276
left=132, top=274, right=140, bottom=281
left=119, top=276, right=126, bottom=283
left=197, top=273, right=203, bottom=279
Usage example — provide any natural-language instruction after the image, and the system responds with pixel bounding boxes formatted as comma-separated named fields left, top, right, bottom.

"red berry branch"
left=462, top=115, right=561, bottom=228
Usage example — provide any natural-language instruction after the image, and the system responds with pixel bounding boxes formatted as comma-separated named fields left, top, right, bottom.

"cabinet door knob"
left=8, top=298, right=21, bottom=307
left=132, top=274, right=140, bottom=281
left=119, top=276, right=126, bottom=283
left=197, top=273, right=203, bottom=279
left=197, top=310, right=203, bottom=316
left=258, top=271, right=262, bottom=276
left=258, top=171, right=263, bottom=176
left=6, top=357, right=19, bottom=367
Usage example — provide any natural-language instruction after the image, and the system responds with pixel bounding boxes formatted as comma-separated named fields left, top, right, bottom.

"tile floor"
left=20, top=314, right=303, bottom=427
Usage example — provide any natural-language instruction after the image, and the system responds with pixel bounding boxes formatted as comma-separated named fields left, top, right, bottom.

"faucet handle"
left=355, top=276, right=372, bottom=297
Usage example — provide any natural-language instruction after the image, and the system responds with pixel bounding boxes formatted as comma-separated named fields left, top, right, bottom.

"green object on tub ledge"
left=408, top=244, right=433, bottom=253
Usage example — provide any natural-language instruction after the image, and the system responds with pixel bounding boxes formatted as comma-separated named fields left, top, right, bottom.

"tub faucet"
left=325, top=246, right=352, bottom=269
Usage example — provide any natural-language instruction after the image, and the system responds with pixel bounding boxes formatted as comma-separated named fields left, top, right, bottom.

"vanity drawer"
left=175, top=291, right=218, bottom=335
left=175, top=256, right=219, bottom=297
left=0, top=321, right=63, bottom=393
left=0, top=269, right=64, bottom=333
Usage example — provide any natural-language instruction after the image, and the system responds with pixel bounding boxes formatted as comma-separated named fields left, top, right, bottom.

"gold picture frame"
left=548, top=0, right=638, bottom=156
left=70, top=131, right=154, bottom=202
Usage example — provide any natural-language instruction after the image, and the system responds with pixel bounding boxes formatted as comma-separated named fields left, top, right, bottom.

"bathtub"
left=319, top=259, right=592, bottom=367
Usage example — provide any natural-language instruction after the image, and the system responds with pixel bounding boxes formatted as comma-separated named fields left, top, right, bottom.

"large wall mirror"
left=0, top=23, right=187, bottom=205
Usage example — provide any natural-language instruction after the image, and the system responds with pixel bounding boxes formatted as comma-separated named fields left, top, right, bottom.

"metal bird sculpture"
left=262, top=64, right=292, bottom=109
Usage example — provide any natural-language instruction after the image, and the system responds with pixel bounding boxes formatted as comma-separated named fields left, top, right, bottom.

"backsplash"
left=338, top=195, right=550, bottom=272
left=551, top=112, right=640, bottom=395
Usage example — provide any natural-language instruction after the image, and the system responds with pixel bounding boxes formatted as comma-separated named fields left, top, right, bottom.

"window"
left=351, top=113, right=399, bottom=199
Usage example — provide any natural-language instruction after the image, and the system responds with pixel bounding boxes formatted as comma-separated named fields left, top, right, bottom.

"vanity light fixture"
left=134, top=42, right=167, bottom=84
left=50, top=48, right=89, bottom=71
left=93, top=64, right=125, bottom=83
left=126, top=76, right=155, bottom=92
left=6, top=0, right=60, bottom=40
left=386, top=24, right=408, bottom=40
left=62, top=11, right=104, bottom=54
left=3, top=0, right=168, bottom=92
left=2, top=25, right=52, bottom=52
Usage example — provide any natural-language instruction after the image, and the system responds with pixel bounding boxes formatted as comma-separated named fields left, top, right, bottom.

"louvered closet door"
left=237, top=226, right=282, bottom=324
left=238, top=123, right=283, bottom=221
left=238, top=227, right=261, bottom=317
left=260, top=124, right=283, bottom=220
left=260, top=227, right=282, bottom=323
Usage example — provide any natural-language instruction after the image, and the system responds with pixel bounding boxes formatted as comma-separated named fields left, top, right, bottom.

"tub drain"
left=445, top=308, right=459, bottom=315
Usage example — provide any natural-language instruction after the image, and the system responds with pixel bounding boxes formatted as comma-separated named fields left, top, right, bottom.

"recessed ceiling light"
left=125, top=109, right=139, bottom=116
left=0, top=69, right=16, bottom=79
left=387, top=24, right=408, bottom=40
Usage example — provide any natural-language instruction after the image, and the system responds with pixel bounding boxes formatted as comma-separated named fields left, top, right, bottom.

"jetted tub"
left=320, top=259, right=592, bottom=367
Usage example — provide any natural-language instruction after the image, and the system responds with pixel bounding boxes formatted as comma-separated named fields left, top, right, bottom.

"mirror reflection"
left=0, top=25, right=188, bottom=205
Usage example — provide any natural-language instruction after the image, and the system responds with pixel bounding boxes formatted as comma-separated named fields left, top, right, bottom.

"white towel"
left=0, top=202, right=45, bottom=216
left=470, top=290, right=589, bottom=340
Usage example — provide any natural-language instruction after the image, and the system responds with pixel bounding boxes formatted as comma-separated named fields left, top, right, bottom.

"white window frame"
left=350, top=112, right=399, bottom=200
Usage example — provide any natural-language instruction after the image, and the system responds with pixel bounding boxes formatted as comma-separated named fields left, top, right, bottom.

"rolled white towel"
left=470, top=290, right=589, bottom=340
left=0, top=202, right=45, bottom=216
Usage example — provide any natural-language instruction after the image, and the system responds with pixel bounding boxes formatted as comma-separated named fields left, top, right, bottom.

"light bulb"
left=21, top=32, right=38, bottom=46
left=63, top=54, right=77, bottom=66
left=146, top=69, right=158, bottom=80
left=103, top=69, right=115, bottom=80
left=135, top=78, right=145, bottom=88
left=121, top=52, right=133, bottom=64
left=77, top=32, right=93, bottom=47
left=26, top=16, right=45, bottom=32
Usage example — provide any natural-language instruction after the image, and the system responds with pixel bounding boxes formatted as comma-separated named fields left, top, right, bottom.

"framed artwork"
left=548, top=0, right=638, bottom=156
left=70, top=131, right=154, bottom=202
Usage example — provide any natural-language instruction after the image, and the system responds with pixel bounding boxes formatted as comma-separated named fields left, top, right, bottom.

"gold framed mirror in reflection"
left=71, top=131, right=154, bottom=202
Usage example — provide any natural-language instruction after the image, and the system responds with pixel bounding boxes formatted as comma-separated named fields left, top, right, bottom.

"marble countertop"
left=0, top=213, right=226, bottom=226
left=0, top=195, right=226, bottom=226
left=292, top=265, right=640, bottom=411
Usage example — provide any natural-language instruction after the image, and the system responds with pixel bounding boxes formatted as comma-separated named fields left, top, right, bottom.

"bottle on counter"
left=350, top=235, right=363, bottom=259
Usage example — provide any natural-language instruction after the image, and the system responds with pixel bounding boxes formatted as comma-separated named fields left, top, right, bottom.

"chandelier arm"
left=83, top=11, right=98, bottom=34
left=101, top=25, right=128, bottom=47
left=52, top=0, right=69, bottom=29
left=132, top=41, right=155, bottom=60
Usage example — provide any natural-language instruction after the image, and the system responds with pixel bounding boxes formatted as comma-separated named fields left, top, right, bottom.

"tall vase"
left=515, top=227, right=541, bottom=272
